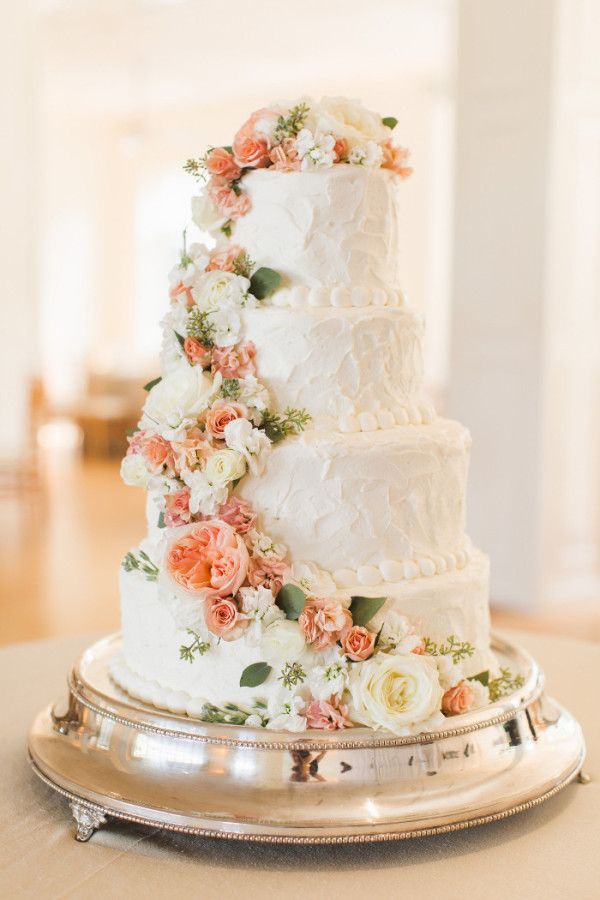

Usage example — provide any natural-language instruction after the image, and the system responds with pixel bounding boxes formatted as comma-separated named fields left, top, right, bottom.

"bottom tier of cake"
left=114, top=549, right=496, bottom=734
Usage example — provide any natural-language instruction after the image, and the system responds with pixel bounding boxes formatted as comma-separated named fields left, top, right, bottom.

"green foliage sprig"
left=487, top=667, right=525, bottom=702
left=232, top=250, right=255, bottom=279
left=423, top=634, right=475, bottom=664
left=278, top=661, right=307, bottom=690
left=187, top=308, right=215, bottom=347
left=183, top=157, right=207, bottom=181
left=221, top=378, right=241, bottom=400
left=274, top=103, right=310, bottom=143
left=179, top=629, right=210, bottom=663
left=122, top=550, right=159, bottom=582
left=262, top=407, right=312, bottom=443
left=199, top=702, right=251, bottom=725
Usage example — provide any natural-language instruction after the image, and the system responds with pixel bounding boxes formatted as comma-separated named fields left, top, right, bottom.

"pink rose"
left=205, top=147, right=241, bottom=181
left=164, top=489, right=191, bottom=528
left=333, top=138, right=349, bottom=162
left=206, top=244, right=244, bottom=273
left=165, top=519, right=249, bottom=602
left=211, top=342, right=257, bottom=379
left=208, top=177, right=252, bottom=219
left=205, top=400, right=248, bottom=439
left=204, top=597, right=247, bottom=641
left=342, top=625, right=375, bottom=662
left=171, top=426, right=213, bottom=475
left=233, top=108, right=281, bottom=168
left=217, top=496, right=257, bottom=534
left=382, top=141, right=413, bottom=178
left=247, top=556, right=288, bottom=594
left=169, top=282, right=194, bottom=308
left=183, top=336, right=211, bottom=368
left=305, top=696, right=352, bottom=731
left=441, top=681, right=474, bottom=716
left=299, top=598, right=352, bottom=651
left=269, top=138, right=301, bottom=172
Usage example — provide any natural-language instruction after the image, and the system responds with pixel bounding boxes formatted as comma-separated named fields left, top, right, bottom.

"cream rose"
left=349, top=653, right=444, bottom=734
left=143, top=361, right=214, bottom=438
left=191, top=193, right=226, bottom=233
left=307, top=97, right=388, bottom=149
left=120, top=453, right=150, bottom=489
left=205, top=449, right=247, bottom=487
left=191, top=270, right=249, bottom=313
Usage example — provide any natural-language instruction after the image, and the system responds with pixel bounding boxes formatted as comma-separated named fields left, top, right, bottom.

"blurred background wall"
left=1, top=0, right=599, bottom=644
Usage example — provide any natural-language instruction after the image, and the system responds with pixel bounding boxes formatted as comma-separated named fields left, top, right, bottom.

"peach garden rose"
left=165, top=519, right=249, bottom=602
left=298, top=597, right=352, bottom=651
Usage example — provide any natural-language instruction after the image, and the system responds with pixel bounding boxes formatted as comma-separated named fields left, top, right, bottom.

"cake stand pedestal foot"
left=577, top=771, right=592, bottom=785
left=69, top=801, right=108, bottom=842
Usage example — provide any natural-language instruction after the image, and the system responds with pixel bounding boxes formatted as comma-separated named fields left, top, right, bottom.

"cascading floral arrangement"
left=119, top=98, right=524, bottom=734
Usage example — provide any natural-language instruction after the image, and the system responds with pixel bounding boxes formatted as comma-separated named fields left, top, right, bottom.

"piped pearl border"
left=311, top=403, right=436, bottom=434
left=269, top=284, right=406, bottom=309
left=333, top=549, right=470, bottom=589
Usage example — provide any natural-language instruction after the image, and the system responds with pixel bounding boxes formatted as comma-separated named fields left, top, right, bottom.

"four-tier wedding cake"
left=113, top=97, right=522, bottom=735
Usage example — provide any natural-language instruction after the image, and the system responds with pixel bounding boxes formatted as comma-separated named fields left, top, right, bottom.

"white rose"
left=291, top=560, right=336, bottom=596
left=224, top=418, right=271, bottom=476
left=143, top=361, right=215, bottom=438
left=204, top=448, right=246, bottom=487
left=191, top=193, right=226, bottom=233
left=206, top=305, right=242, bottom=347
left=261, top=619, right=306, bottom=665
left=192, top=270, right=249, bottom=313
left=184, top=469, right=228, bottom=515
left=308, top=97, right=389, bottom=149
left=349, top=652, right=444, bottom=735
left=120, top=453, right=149, bottom=488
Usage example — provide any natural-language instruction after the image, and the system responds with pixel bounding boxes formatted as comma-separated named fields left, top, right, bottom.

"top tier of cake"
left=233, top=166, right=403, bottom=300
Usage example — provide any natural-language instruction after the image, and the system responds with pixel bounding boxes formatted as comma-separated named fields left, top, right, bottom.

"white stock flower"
left=191, top=193, right=226, bottom=233
left=204, top=448, right=247, bottom=488
left=143, top=361, right=215, bottom=439
left=266, top=693, right=307, bottom=732
left=348, top=141, right=384, bottom=167
left=291, top=561, right=336, bottom=596
left=168, top=260, right=196, bottom=289
left=236, top=376, right=270, bottom=421
left=224, top=418, right=271, bottom=476
left=239, top=586, right=284, bottom=643
left=206, top=305, right=242, bottom=347
left=295, top=129, right=336, bottom=169
left=307, top=96, right=389, bottom=149
left=467, top=679, right=490, bottom=710
left=308, top=657, right=349, bottom=701
left=435, top=654, right=464, bottom=690
left=184, top=469, right=228, bottom=516
left=261, top=620, right=306, bottom=666
left=246, top=528, right=287, bottom=560
left=379, top=611, right=417, bottom=652
left=192, top=270, right=250, bottom=313
left=349, top=652, right=444, bottom=735
left=120, top=454, right=150, bottom=489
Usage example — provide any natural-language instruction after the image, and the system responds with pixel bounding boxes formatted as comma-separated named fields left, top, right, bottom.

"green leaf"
left=174, top=331, right=186, bottom=349
left=222, top=145, right=233, bottom=153
left=382, top=116, right=398, bottom=129
left=240, top=661, right=272, bottom=688
left=470, top=670, right=490, bottom=687
left=349, top=596, right=386, bottom=627
left=143, top=376, right=161, bottom=392
left=276, top=584, right=307, bottom=620
left=249, top=267, right=281, bottom=300
left=157, top=511, right=166, bottom=529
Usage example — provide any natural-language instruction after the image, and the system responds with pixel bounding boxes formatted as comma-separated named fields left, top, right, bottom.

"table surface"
left=1, top=631, right=599, bottom=900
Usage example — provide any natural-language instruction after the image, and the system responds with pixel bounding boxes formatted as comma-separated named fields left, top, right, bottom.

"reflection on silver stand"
left=28, top=633, right=587, bottom=844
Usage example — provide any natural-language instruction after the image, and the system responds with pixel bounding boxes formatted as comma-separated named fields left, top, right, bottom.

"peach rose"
left=382, top=141, right=413, bottom=178
left=143, top=433, right=174, bottom=475
left=247, top=556, right=288, bottom=594
left=333, top=138, right=349, bottom=162
left=299, top=598, right=352, bottom=651
left=305, top=696, right=352, bottom=731
left=164, top=489, right=191, bottom=528
left=412, top=641, right=426, bottom=655
left=205, top=147, right=241, bottom=181
left=165, top=519, right=249, bottom=601
left=233, top=108, right=281, bottom=168
left=441, top=681, right=474, bottom=716
left=183, top=336, right=211, bottom=368
left=217, top=496, right=256, bottom=534
left=204, top=597, right=247, bottom=641
left=169, top=281, right=194, bottom=308
left=206, top=244, right=243, bottom=273
left=211, top=342, right=257, bottom=379
left=269, top=138, right=301, bottom=172
left=208, top=177, right=252, bottom=219
left=342, top=625, right=375, bottom=662
left=205, top=400, right=248, bottom=439
left=171, top=426, right=213, bottom=475
left=127, top=428, right=149, bottom=456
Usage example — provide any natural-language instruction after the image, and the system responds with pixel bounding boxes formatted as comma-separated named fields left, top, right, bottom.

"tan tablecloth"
left=1, top=631, right=598, bottom=900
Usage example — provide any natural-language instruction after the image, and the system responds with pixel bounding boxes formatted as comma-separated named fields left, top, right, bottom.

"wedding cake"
left=114, top=97, right=522, bottom=735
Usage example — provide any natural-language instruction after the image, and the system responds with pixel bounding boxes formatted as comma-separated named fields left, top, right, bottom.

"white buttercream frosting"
left=234, top=167, right=404, bottom=290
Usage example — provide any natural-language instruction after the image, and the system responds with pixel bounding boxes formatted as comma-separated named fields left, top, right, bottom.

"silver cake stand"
left=28, top=633, right=586, bottom=844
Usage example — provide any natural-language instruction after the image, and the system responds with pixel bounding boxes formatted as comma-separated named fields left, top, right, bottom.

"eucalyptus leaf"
left=470, top=670, right=490, bottom=687
left=143, top=376, right=162, bottom=392
left=349, top=596, right=386, bottom=627
left=240, top=661, right=272, bottom=688
left=157, top=511, right=166, bottom=529
left=174, top=331, right=186, bottom=349
left=249, top=267, right=281, bottom=300
left=382, top=116, right=398, bottom=129
left=276, top=584, right=307, bottom=620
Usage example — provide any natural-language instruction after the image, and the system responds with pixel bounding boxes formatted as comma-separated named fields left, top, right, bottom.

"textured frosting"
left=116, top=551, right=492, bottom=717
left=242, top=307, right=433, bottom=430
left=234, top=167, right=403, bottom=290
left=237, top=419, right=471, bottom=573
